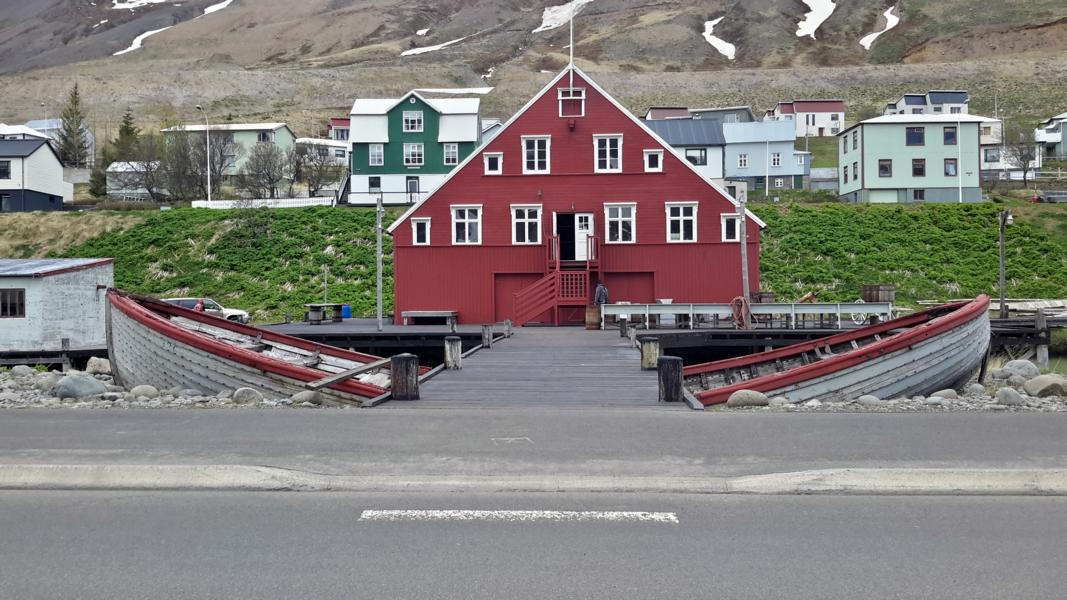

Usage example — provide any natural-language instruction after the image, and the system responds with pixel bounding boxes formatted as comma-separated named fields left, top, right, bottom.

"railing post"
left=444, top=336, right=462, bottom=370
left=619, top=316, right=629, bottom=338
left=658, top=356, right=684, bottom=403
left=641, top=337, right=661, bottom=370
left=390, top=353, right=420, bottom=400
left=1036, top=308, right=1049, bottom=370
left=481, top=324, right=493, bottom=349
left=504, top=319, right=513, bottom=338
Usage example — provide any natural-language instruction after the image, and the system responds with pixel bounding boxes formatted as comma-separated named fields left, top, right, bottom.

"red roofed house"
left=766, top=99, right=846, bottom=137
left=328, top=118, right=350, bottom=141
left=387, top=66, right=764, bottom=326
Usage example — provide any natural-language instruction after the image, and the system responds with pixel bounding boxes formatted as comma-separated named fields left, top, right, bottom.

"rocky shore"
left=716, top=360, right=1067, bottom=412
left=0, top=359, right=344, bottom=410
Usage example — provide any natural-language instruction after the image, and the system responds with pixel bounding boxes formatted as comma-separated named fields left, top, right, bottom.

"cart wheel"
left=850, top=299, right=868, bottom=325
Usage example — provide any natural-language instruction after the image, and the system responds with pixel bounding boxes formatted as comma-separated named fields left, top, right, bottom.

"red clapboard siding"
left=391, top=68, right=762, bottom=325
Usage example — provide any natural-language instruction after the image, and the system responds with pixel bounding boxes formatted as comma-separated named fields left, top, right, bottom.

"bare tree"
left=189, top=131, right=242, bottom=199
left=302, top=146, right=343, bottom=197
left=125, top=135, right=168, bottom=203
left=284, top=146, right=306, bottom=198
left=1002, top=120, right=1039, bottom=189
left=238, top=142, right=288, bottom=199
left=161, top=131, right=201, bottom=202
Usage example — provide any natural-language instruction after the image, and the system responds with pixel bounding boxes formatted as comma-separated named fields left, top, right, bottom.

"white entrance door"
left=574, top=213, right=593, bottom=261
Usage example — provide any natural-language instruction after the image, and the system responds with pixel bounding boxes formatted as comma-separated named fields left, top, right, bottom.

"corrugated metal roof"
left=927, top=90, right=969, bottom=105
left=722, top=120, right=795, bottom=144
left=860, top=114, right=998, bottom=125
left=0, top=258, right=113, bottom=278
left=643, top=118, right=725, bottom=146
left=0, top=139, right=49, bottom=157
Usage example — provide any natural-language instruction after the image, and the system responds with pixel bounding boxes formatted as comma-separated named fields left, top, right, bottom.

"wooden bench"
left=401, top=310, right=458, bottom=332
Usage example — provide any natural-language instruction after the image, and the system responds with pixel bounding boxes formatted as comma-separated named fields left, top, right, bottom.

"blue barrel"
left=341, top=304, right=352, bottom=319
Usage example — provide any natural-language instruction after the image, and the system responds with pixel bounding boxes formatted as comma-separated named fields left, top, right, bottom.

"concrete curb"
left=2, top=465, right=1067, bottom=495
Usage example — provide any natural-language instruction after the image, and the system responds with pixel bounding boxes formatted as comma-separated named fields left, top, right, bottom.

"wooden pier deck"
left=404, top=327, right=664, bottom=408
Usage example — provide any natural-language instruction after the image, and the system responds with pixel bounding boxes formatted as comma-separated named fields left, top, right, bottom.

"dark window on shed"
left=0, top=289, right=26, bottom=318
left=906, top=127, right=925, bottom=146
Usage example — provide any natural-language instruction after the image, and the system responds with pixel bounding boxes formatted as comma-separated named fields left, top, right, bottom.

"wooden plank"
left=305, top=358, right=390, bottom=390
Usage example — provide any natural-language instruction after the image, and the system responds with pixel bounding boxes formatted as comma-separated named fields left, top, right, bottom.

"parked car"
left=162, top=297, right=250, bottom=323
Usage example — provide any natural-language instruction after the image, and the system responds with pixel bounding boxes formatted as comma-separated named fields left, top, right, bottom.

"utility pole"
left=738, top=195, right=751, bottom=328
left=998, top=210, right=1011, bottom=319
left=957, top=114, right=963, bottom=203
left=323, top=264, right=329, bottom=303
left=376, top=191, right=384, bottom=332
left=196, top=105, right=212, bottom=203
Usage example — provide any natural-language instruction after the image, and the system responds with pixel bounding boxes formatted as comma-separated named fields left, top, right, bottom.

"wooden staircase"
left=512, top=235, right=600, bottom=326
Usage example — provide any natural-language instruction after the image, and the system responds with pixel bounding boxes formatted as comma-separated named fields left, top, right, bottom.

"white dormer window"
left=403, top=111, right=424, bottom=133
left=483, top=152, right=502, bottom=175
left=594, top=135, right=622, bottom=173
left=643, top=149, right=663, bottom=173
left=522, top=136, right=550, bottom=174
left=558, top=87, right=586, bottom=117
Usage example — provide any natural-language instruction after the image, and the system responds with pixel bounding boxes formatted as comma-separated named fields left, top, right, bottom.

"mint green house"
left=838, top=114, right=993, bottom=203
left=348, top=91, right=481, bottom=206
left=160, top=123, right=296, bottom=176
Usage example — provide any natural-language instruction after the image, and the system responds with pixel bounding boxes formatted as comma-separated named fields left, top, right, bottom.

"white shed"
left=0, top=259, right=114, bottom=357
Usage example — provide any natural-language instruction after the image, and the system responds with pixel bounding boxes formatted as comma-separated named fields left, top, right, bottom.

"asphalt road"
left=1, top=409, right=1066, bottom=479
left=2, top=491, right=1065, bottom=599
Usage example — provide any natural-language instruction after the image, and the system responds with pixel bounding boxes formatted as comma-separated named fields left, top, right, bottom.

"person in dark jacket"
left=594, top=281, right=609, bottom=306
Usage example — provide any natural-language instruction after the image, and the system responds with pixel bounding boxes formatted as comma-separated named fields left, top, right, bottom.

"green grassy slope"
left=797, top=137, right=839, bottom=168
left=751, top=202, right=1067, bottom=306
left=33, top=202, right=1067, bottom=320
left=55, top=207, right=400, bottom=322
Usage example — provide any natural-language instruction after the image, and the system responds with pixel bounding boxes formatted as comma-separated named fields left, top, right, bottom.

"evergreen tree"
left=114, top=108, right=140, bottom=161
left=88, top=145, right=114, bottom=198
left=57, top=83, right=90, bottom=168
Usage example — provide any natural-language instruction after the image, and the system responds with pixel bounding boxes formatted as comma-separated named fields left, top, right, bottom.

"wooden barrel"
left=585, top=306, right=600, bottom=330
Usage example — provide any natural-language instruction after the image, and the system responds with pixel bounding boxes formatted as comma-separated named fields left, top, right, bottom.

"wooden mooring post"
left=444, top=336, right=463, bottom=370
left=390, top=353, right=420, bottom=400
left=1036, top=308, right=1049, bottom=370
left=481, top=325, right=494, bottom=349
left=657, top=356, right=684, bottom=403
left=641, top=337, right=660, bottom=370
left=504, top=319, right=513, bottom=338
left=619, top=317, right=628, bottom=338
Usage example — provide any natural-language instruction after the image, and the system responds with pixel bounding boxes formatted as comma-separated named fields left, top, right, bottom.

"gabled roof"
left=160, top=123, right=290, bottom=133
left=643, top=118, right=725, bottom=146
left=350, top=91, right=480, bottom=116
left=0, top=258, right=113, bottom=278
left=0, top=139, right=50, bottom=158
left=329, top=117, right=350, bottom=127
left=774, top=102, right=795, bottom=115
left=386, top=66, right=766, bottom=234
left=722, top=120, right=795, bottom=144
left=1040, top=112, right=1067, bottom=126
left=927, top=90, right=969, bottom=105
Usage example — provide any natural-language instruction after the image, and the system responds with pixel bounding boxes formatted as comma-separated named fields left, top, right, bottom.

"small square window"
left=666, top=203, right=697, bottom=243
left=686, top=148, right=708, bottom=166
left=913, top=189, right=925, bottom=201
left=878, top=159, right=892, bottom=177
left=257, top=131, right=272, bottom=143
left=912, top=159, right=926, bottom=177
left=643, top=150, right=663, bottom=173
left=906, top=127, right=925, bottom=146
left=483, top=152, right=502, bottom=175
left=944, top=126, right=957, bottom=145
left=452, top=206, right=482, bottom=245
left=522, top=136, right=550, bottom=174
left=774, top=177, right=784, bottom=188
left=511, top=206, right=542, bottom=245
left=594, top=135, right=623, bottom=173
left=368, top=176, right=381, bottom=193
left=412, top=219, right=431, bottom=245
left=605, top=204, right=635, bottom=243
left=403, top=111, right=424, bottom=133
left=950, top=107, right=962, bottom=114
left=403, top=143, right=424, bottom=167
left=0, top=288, right=26, bottom=318
left=944, top=158, right=958, bottom=176
left=558, top=87, right=586, bottom=117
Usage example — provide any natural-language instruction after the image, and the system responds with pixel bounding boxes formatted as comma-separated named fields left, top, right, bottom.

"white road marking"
left=358, top=510, right=678, bottom=523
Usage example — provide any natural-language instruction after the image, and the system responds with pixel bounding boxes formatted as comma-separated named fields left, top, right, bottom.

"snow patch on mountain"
left=859, top=6, right=899, bottom=50
left=111, top=0, right=168, bottom=9
left=113, top=25, right=172, bottom=55
left=401, top=36, right=469, bottom=56
left=796, top=0, right=836, bottom=39
left=203, top=0, right=234, bottom=16
left=702, top=17, right=735, bottom=60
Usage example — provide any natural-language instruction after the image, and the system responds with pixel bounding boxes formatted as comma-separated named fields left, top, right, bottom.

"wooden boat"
left=684, top=295, right=991, bottom=406
left=106, top=289, right=420, bottom=406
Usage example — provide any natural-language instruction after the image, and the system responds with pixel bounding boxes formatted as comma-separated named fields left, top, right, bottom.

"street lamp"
left=998, top=210, right=1014, bottom=319
left=196, top=105, right=211, bottom=203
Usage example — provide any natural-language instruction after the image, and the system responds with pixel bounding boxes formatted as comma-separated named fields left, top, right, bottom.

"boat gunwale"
left=107, top=289, right=390, bottom=399
left=690, top=295, right=990, bottom=406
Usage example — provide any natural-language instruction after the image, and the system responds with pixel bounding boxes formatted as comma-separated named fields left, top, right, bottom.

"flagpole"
left=569, top=5, right=575, bottom=87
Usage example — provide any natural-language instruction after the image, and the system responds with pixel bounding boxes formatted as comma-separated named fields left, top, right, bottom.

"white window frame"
left=771, top=152, right=781, bottom=167
left=411, top=218, right=431, bottom=246
left=521, top=135, right=551, bottom=175
left=443, top=143, right=459, bottom=166
left=510, top=204, right=542, bottom=245
left=603, top=202, right=636, bottom=244
left=664, top=202, right=698, bottom=243
left=593, top=134, right=623, bottom=174
left=557, top=87, right=586, bottom=118
left=403, top=143, right=424, bottom=167
left=797, top=154, right=806, bottom=165
left=774, top=177, right=784, bottom=188
left=643, top=149, right=663, bottom=173
left=402, top=111, right=424, bottom=133
left=738, top=153, right=748, bottom=169
left=369, top=144, right=384, bottom=166
left=721, top=213, right=741, bottom=243
left=451, top=205, right=483, bottom=246
left=483, top=152, right=503, bottom=175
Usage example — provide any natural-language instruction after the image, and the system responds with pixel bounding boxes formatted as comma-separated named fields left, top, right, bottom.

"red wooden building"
left=387, top=66, right=765, bottom=326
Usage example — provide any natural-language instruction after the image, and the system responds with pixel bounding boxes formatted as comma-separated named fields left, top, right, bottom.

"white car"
left=162, top=297, right=250, bottom=324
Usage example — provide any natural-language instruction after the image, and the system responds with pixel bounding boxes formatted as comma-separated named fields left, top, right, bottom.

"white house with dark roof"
left=765, top=100, right=846, bottom=137
left=883, top=91, right=969, bottom=116
left=0, top=139, right=73, bottom=212
left=0, top=124, right=50, bottom=141
left=1036, top=112, right=1067, bottom=159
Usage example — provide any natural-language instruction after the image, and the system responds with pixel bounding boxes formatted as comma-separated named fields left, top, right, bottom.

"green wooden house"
left=347, top=91, right=482, bottom=205
left=838, top=114, right=994, bottom=203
